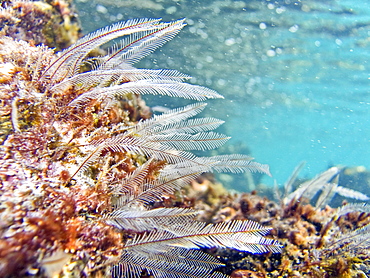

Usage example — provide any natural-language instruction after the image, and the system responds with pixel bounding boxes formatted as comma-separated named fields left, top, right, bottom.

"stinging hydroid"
left=0, top=18, right=279, bottom=278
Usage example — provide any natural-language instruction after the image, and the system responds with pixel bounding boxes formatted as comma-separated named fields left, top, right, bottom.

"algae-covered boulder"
left=0, top=0, right=81, bottom=50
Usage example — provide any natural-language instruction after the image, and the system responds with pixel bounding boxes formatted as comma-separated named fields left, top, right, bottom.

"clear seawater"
left=74, top=0, right=370, bottom=190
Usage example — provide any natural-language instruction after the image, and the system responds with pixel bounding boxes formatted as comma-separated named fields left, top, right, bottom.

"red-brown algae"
left=183, top=177, right=370, bottom=277
left=0, top=36, right=127, bottom=277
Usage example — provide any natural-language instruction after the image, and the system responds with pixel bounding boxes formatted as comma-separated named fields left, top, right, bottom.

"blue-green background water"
left=74, top=0, right=370, bottom=190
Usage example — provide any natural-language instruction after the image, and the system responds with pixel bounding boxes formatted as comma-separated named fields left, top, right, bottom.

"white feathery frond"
left=110, top=158, right=153, bottom=197
left=206, top=154, right=271, bottom=176
left=98, top=18, right=186, bottom=69
left=52, top=69, right=190, bottom=95
left=283, top=161, right=306, bottom=198
left=284, top=167, right=341, bottom=205
left=180, top=220, right=282, bottom=253
left=315, top=177, right=339, bottom=209
left=131, top=103, right=208, bottom=136
left=73, top=134, right=204, bottom=179
left=335, top=186, right=369, bottom=201
left=159, top=154, right=270, bottom=177
left=150, top=117, right=225, bottom=135
left=97, top=135, right=200, bottom=166
left=68, top=79, right=223, bottom=107
left=325, top=222, right=370, bottom=255
left=148, top=132, right=230, bottom=151
left=165, top=154, right=271, bottom=176
left=123, top=170, right=204, bottom=208
left=123, top=219, right=281, bottom=254
left=103, top=207, right=198, bottom=232
left=114, top=247, right=226, bottom=278
left=337, top=203, right=370, bottom=218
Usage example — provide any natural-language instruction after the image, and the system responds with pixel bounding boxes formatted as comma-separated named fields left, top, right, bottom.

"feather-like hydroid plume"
left=110, top=162, right=206, bottom=209
left=41, top=18, right=186, bottom=82
left=147, top=132, right=231, bottom=151
left=196, top=154, right=271, bottom=175
left=282, top=166, right=368, bottom=208
left=51, top=68, right=190, bottom=93
left=96, top=18, right=188, bottom=69
left=335, top=186, right=369, bottom=201
left=161, top=154, right=271, bottom=177
left=35, top=17, right=275, bottom=277
left=336, top=203, right=370, bottom=217
left=284, top=167, right=341, bottom=205
left=110, top=219, right=281, bottom=278
left=103, top=207, right=198, bottom=232
left=112, top=248, right=228, bottom=278
left=314, top=202, right=370, bottom=260
left=128, top=102, right=210, bottom=135
left=68, top=79, right=223, bottom=107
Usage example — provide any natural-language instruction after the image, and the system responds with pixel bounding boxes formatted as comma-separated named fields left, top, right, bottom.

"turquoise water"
left=75, top=0, right=370, bottom=188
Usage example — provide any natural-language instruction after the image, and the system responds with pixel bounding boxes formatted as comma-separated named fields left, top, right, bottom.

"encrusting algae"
left=1, top=2, right=370, bottom=278
left=0, top=36, right=124, bottom=277
left=184, top=168, right=370, bottom=278
left=0, top=0, right=80, bottom=51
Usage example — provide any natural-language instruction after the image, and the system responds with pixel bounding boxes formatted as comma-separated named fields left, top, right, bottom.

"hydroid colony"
left=0, top=18, right=279, bottom=277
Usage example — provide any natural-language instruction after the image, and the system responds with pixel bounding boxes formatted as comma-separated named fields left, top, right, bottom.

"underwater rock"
left=192, top=175, right=370, bottom=277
